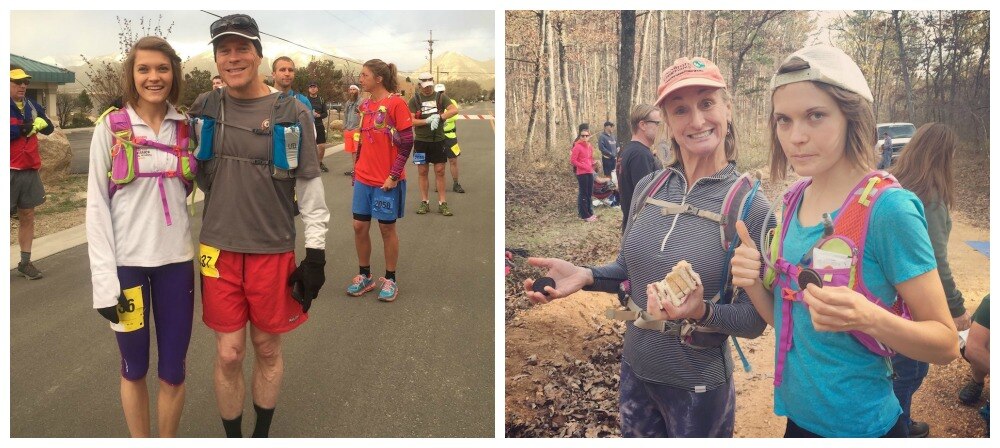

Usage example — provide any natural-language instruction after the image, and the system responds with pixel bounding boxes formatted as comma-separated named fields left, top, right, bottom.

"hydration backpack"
left=99, top=106, right=197, bottom=226
left=762, top=170, right=911, bottom=386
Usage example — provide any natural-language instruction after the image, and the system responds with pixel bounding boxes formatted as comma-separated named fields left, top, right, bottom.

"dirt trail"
left=506, top=214, right=990, bottom=438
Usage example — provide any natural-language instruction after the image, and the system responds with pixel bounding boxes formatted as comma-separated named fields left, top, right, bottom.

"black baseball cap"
left=210, top=14, right=263, bottom=57
left=308, top=81, right=318, bottom=87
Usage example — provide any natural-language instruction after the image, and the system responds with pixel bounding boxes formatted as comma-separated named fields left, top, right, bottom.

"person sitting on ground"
left=959, top=295, right=989, bottom=407
left=592, top=175, right=619, bottom=207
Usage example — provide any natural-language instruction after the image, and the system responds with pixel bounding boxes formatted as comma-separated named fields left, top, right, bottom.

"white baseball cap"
left=434, top=83, right=445, bottom=93
left=418, top=72, right=434, bottom=88
left=771, top=45, right=873, bottom=103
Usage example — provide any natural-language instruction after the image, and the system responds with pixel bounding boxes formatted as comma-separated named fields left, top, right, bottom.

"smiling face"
left=272, top=59, right=296, bottom=91
left=215, top=35, right=262, bottom=93
left=132, top=49, right=173, bottom=108
left=772, top=81, right=851, bottom=178
left=662, top=86, right=731, bottom=159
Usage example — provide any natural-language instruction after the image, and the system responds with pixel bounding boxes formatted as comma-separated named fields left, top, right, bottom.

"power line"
left=201, top=10, right=359, bottom=66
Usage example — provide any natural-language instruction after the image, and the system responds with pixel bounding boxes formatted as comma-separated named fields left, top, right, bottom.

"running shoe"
left=320, top=162, right=330, bottom=173
left=346, top=274, right=375, bottom=296
left=416, top=201, right=430, bottom=214
left=438, top=202, right=453, bottom=216
left=584, top=215, right=598, bottom=222
left=907, top=421, right=929, bottom=438
left=16, top=261, right=42, bottom=280
left=453, top=181, right=465, bottom=193
left=377, top=277, right=398, bottom=302
left=343, top=170, right=354, bottom=176
left=960, top=380, right=985, bottom=405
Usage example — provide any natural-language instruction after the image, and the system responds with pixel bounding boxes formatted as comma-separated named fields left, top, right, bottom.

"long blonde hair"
left=891, top=122, right=958, bottom=208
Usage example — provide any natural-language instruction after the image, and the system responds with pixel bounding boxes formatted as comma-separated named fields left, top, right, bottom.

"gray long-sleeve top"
left=924, top=200, right=965, bottom=316
left=586, top=163, right=774, bottom=391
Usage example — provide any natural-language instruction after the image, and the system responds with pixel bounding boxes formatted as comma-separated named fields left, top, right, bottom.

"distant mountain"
left=409, top=51, right=495, bottom=90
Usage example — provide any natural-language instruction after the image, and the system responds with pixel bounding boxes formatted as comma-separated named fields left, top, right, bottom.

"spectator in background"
left=307, top=82, right=329, bottom=172
left=212, top=75, right=225, bottom=90
left=408, top=72, right=458, bottom=216
left=342, top=84, right=362, bottom=176
left=598, top=121, right=617, bottom=183
left=10, top=65, right=55, bottom=280
left=890, top=122, right=968, bottom=437
left=878, top=131, right=893, bottom=169
left=437, top=83, right=465, bottom=193
left=271, top=56, right=310, bottom=108
left=570, top=123, right=597, bottom=222
left=959, top=295, right=989, bottom=406
left=617, top=104, right=662, bottom=231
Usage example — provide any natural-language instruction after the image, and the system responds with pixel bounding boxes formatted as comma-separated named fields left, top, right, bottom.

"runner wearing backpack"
left=345, top=59, right=414, bottom=302
left=730, top=45, right=959, bottom=438
left=409, top=73, right=458, bottom=216
left=85, top=36, right=195, bottom=438
left=524, top=56, right=773, bottom=437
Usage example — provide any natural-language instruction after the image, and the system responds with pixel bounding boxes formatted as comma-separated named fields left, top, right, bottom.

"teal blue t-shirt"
left=772, top=186, right=937, bottom=437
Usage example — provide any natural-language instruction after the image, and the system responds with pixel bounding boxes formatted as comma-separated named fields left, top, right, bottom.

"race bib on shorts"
left=372, top=187, right=398, bottom=219
left=199, top=244, right=221, bottom=278
left=111, top=285, right=144, bottom=333
left=413, top=151, right=427, bottom=165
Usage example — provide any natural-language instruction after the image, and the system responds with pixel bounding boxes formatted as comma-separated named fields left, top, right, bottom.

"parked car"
left=876, top=122, right=917, bottom=163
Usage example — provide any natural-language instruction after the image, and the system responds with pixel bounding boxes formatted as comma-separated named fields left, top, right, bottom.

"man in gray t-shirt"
left=190, top=14, right=330, bottom=438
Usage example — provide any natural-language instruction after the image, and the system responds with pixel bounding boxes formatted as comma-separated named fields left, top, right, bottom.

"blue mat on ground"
left=966, top=241, right=989, bottom=258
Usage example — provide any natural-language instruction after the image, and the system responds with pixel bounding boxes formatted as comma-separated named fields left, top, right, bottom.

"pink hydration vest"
left=106, top=108, right=196, bottom=226
left=767, top=170, right=911, bottom=386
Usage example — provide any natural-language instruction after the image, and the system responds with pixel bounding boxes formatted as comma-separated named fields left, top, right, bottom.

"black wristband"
left=698, top=300, right=712, bottom=324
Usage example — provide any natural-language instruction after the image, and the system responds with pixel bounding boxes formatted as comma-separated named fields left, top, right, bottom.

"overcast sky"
left=9, top=10, right=495, bottom=71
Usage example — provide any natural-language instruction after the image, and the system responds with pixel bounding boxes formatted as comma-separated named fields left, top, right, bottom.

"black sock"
left=360, top=265, right=371, bottom=277
left=20, top=251, right=30, bottom=264
left=222, top=414, right=242, bottom=438
left=251, top=403, right=275, bottom=438
left=386, top=270, right=396, bottom=281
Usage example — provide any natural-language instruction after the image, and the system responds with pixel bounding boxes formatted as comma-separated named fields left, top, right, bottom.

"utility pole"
left=427, top=30, right=435, bottom=75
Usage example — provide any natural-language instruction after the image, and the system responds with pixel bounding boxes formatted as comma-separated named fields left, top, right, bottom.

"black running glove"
left=96, top=294, right=129, bottom=324
left=288, top=248, right=326, bottom=312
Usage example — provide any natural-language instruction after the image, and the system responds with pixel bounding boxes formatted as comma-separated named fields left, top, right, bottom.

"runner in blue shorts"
left=347, top=58, right=415, bottom=302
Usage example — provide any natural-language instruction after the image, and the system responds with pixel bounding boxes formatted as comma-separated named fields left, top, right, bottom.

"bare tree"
left=523, top=11, right=548, bottom=156
left=891, top=10, right=916, bottom=119
left=557, top=20, right=577, bottom=138
left=616, top=11, right=636, bottom=147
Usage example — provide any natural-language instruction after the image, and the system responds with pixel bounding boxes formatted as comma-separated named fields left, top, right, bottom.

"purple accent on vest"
left=770, top=171, right=908, bottom=386
left=106, top=109, right=194, bottom=226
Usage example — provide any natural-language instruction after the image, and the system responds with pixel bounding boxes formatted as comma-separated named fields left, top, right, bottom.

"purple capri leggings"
left=114, top=261, right=195, bottom=385
left=619, top=359, right=736, bottom=437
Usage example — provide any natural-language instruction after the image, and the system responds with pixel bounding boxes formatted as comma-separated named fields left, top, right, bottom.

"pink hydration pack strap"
left=771, top=171, right=907, bottom=386
left=107, top=109, right=191, bottom=226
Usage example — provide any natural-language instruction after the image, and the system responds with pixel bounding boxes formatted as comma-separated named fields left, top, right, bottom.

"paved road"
left=9, top=103, right=495, bottom=437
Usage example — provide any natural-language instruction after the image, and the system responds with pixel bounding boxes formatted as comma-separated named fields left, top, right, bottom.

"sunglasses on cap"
left=210, top=14, right=259, bottom=39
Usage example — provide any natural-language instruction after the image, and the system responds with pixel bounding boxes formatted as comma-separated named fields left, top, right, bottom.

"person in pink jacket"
left=570, top=123, right=597, bottom=221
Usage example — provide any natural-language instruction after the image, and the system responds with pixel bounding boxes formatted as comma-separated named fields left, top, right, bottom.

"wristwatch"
left=389, top=174, right=399, bottom=181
